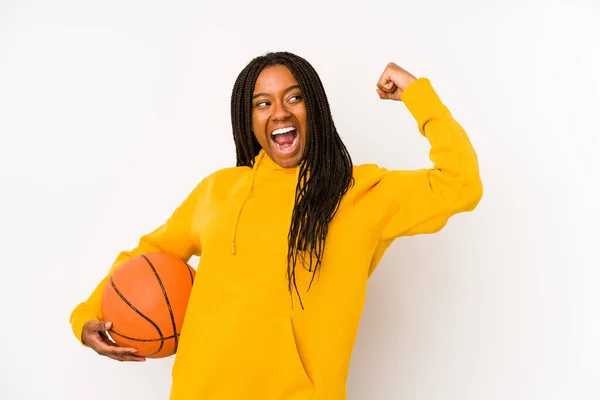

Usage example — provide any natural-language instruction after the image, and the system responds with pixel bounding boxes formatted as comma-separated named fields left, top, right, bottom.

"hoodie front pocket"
left=171, top=313, right=315, bottom=400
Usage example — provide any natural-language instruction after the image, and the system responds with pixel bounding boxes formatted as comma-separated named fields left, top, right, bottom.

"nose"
left=272, top=101, right=290, bottom=121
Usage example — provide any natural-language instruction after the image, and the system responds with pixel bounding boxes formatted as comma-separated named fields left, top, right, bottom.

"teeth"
left=272, top=126, right=296, bottom=136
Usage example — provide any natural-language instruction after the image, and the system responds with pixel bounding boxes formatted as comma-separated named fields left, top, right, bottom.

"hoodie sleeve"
left=69, top=181, right=204, bottom=346
left=364, top=78, right=483, bottom=247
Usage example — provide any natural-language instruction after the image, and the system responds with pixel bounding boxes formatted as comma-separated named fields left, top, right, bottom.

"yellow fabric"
left=70, top=78, right=483, bottom=399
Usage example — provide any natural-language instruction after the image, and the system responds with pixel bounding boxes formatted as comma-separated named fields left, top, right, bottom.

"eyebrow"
left=252, top=85, right=301, bottom=99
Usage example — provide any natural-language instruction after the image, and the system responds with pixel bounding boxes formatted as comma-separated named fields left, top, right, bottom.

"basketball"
left=101, top=252, right=196, bottom=358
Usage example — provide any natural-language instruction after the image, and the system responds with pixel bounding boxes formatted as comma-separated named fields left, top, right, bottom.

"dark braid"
left=230, top=52, right=354, bottom=308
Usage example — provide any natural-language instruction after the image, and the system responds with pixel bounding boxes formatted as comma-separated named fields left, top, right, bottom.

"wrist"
left=401, top=75, right=417, bottom=91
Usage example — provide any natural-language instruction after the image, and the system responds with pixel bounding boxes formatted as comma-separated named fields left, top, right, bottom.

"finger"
left=106, top=350, right=146, bottom=362
left=103, top=351, right=146, bottom=362
left=377, top=63, right=401, bottom=89
left=104, top=345, right=145, bottom=362
left=376, top=79, right=396, bottom=93
left=119, top=355, right=146, bottom=362
left=376, top=71, right=392, bottom=91
left=83, top=320, right=111, bottom=335
left=376, top=88, right=394, bottom=100
left=90, top=322, right=140, bottom=353
left=100, top=336, right=139, bottom=353
left=97, top=321, right=111, bottom=331
left=99, top=331, right=118, bottom=347
left=87, top=330, right=139, bottom=354
left=96, top=341, right=141, bottom=358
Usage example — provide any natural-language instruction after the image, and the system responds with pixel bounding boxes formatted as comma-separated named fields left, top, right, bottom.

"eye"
left=255, top=101, right=270, bottom=108
left=288, top=95, right=302, bottom=103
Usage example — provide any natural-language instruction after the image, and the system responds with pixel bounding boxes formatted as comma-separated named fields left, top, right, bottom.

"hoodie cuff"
left=400, top=78, right=448, bottom=136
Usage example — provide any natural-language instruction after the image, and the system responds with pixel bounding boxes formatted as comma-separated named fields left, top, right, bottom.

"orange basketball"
left=101, top=252, right=195, bottom=358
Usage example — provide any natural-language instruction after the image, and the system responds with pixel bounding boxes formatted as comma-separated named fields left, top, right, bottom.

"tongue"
left=273, top=132, right=296, bottom=147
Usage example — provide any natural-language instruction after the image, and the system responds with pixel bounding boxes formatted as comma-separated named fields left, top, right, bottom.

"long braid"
left=230, top=52, right=354, bottom=308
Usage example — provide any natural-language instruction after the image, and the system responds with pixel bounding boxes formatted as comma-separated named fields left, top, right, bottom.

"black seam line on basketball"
left=109, top=329, right=180, bottom=342
left=183, top=260, right=194, bottom=286
left=109, top=276, right=164, bottom=357
left=141, top=254, right=179, bottom=353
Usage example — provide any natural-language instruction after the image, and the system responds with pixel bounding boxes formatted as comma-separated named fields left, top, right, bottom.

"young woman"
left=70, top=51, right=483, bottom=399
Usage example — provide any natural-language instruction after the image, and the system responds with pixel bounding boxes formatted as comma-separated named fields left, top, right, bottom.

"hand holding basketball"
left=82, top=320, right=146, bottom=362
left=376, top=62, right=417, bottom=101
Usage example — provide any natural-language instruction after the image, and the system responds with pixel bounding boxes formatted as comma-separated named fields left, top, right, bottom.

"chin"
left=271, top=151, right=303, bottom=168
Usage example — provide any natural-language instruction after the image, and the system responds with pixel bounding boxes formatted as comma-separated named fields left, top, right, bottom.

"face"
left=251, top=65, right=308, bottom=168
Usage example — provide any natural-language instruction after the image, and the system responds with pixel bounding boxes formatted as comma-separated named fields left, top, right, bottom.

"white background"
left=1, top=0, right=599, bottom=399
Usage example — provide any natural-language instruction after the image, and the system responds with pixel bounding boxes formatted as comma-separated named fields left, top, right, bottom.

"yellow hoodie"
left=70, top=78, right=483, bottom=399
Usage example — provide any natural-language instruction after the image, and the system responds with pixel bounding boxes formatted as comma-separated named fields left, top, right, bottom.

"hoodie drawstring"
left=231, top=151, right=264, bottom=255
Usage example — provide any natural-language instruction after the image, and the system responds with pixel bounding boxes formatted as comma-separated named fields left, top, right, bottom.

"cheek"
left=251, top=114, right=267, bottom=145
left=252, top=130, right=266, bottom=148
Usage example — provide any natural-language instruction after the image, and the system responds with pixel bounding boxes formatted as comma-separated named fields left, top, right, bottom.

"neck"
left=255, top=149, right=301, bottom=173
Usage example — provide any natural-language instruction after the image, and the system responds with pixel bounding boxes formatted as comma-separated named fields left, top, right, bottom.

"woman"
left=70, top=51, right=483, bottom=399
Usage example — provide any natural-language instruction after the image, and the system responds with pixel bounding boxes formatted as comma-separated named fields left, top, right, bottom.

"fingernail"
left=105, top=322, right=112, bottom=329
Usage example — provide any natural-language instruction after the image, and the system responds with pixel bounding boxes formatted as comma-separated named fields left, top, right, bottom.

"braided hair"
left=230, top=51, right=353, bottom=308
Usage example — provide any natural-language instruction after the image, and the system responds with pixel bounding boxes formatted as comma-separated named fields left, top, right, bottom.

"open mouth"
left=270, top=126, right=298, bottom=154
